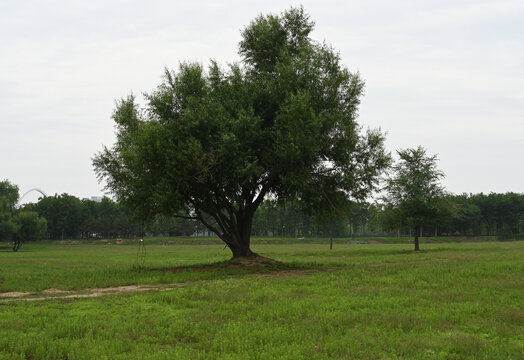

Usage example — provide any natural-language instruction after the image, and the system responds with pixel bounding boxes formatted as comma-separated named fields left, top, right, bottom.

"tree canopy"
left=384, top=146, right=446, bottom=250
left=0, top=180, right=46, bottom=251
left=0, top=180, right=19, bottom=213
left=93, top=7, right=390, bottom=258
left=0, top=180, right=19, bottom=247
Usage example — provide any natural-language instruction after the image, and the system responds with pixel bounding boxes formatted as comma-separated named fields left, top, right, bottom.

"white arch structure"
left=18, top=188, right=47, bottom=205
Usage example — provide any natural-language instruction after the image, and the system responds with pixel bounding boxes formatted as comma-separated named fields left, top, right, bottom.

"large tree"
left=94, top=7, right=390, bottom=259
left=384, top=146, right=446, bottom=251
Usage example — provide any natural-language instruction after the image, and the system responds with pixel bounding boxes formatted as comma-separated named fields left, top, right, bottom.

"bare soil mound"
left=227, top=254, right=280, bottom=269
left=152, top=255, right=283, bottom=273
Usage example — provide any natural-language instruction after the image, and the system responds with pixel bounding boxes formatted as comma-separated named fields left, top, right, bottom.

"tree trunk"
left=414, top=226, right=420, bottom=251
left=230, top=242, right=256, bottom=258
left=228, top=211, right=258, bottom=259
left=13, top=240, right=21, bottom=252
left=329, top=219, right=334, bottom=250
left=195, top=193, right=271, bottom=260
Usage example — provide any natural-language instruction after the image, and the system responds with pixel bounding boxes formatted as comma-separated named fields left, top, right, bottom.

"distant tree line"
left=251, top=193, right=524, bottom=238
left=2, top=178, right=523, bottom=246
left=21, top=194, right=196, bottom=240
left=440, top=193, right=524, bottom=237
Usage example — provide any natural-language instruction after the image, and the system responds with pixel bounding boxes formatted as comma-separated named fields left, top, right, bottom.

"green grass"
left=12, top=234, right=498, bottom=246
left=0, top=241, right=523, bottom=359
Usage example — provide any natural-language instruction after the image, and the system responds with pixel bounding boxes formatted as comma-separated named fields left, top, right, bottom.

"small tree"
left=12, top=212, right=47, bottom=252
left=384, top=146, right=446, bottom=251
left=310, top=193, right=351, bottom=249
left=0, top=180, right=47, bottom=251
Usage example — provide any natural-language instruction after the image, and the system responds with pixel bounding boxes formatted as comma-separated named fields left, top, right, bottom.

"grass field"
left=0, top=240, right=523, bottom=359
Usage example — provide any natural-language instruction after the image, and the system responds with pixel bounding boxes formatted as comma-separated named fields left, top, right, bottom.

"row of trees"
left=250, top=193, right=524, bottom=238
left=17, top=189, right=524, bottom=240
left=0, top=180, right=199, bottom=250
left=21, top=194, right=196, bottom=240
left=22, top=194, right=140, bottom=239
left=2, top=177, right=523, bottom=250
left=251, top=200, right=365, bottom=237
left=437, top=192, right=524, bottom=237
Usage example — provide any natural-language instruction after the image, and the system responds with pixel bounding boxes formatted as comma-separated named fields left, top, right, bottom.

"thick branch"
left=195, top=210, right=231, bottom=246
left=208, top=207, right=230, bottom=235
left=210, top=189, right=244, bottom=243
left=252, top=185, right=268, bottom=209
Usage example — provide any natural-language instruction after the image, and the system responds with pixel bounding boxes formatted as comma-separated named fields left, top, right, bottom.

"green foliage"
left=35, top=194, right=83, bottom=239
left=93, top=7, right=389, bottom=257
left=0, top=180, right=47, bottom=251
left=13, top=212, right=46, bottom=242
left=440, top=192, right=524, bottom=236
left=12, top=211, right=47, bottom=251
left=0, top=213, right=16, bottom=243
left=384, top=146, right=447, bottom=249
left=251, top=200, right=347, bottom=237
left=32, top=194, right=146, bottom=239
left=0, top=179, right=19, bottom=213
left=148, top=216, right=196, bottom=237
left=13, top=190, right=524, bottom=241
left=0, top=180, right=20, bottom=243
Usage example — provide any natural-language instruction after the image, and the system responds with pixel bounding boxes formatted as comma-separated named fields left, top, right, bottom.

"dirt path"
left=0, top=284, right=186, bottom=302
left=0, top=269, right=323, bottom=303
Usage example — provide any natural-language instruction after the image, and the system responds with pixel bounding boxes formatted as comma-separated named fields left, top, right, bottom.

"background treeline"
left=2, top=179, right=524, bottom=242
left=22, top=194, right=196, bottom=239
left=21, top=192, right=524, bottom=240
left=251, top=193, right=524, bottom=238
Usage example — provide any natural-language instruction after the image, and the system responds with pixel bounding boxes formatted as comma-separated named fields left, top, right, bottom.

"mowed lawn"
left=0, top=241, right=523, bottom=359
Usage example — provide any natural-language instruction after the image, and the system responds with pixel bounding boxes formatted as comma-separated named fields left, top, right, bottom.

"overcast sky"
left=1, top=0, right=523, bottom=203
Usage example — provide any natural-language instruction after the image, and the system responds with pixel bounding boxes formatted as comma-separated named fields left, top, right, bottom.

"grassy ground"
left=0, top=241, right=522, bottom=359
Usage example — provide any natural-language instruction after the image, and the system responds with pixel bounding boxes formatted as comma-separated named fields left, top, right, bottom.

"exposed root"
left=228, top=254, right=279, bottom=268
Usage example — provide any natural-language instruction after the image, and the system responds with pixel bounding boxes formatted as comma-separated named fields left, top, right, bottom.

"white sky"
left=1, top=0, right=523, bottom=203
